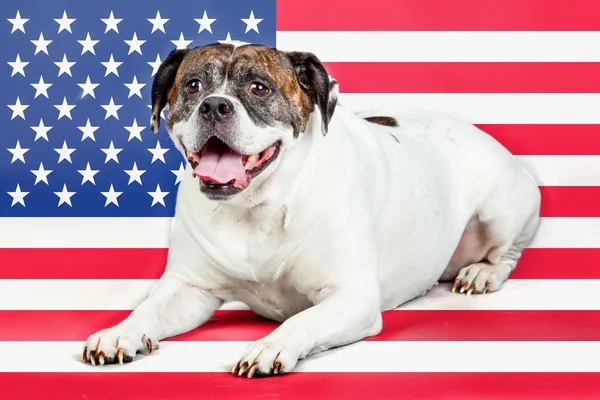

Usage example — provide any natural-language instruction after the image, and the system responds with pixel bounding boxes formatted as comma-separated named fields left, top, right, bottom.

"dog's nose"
left=199, top=96, right=234, bottom=121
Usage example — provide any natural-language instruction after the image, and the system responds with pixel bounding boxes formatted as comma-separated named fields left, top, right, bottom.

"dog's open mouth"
left=185, top=136, right=281, bottom=194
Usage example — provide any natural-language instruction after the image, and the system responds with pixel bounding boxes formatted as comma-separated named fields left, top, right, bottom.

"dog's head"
left=150, top=43, right=338, bottom=202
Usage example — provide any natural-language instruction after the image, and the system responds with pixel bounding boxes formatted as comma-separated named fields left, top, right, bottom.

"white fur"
left=83, top=92, right=541, bottom=375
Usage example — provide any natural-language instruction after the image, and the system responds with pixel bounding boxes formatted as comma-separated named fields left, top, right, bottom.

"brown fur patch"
left=365, top=116, right=398, bottom=127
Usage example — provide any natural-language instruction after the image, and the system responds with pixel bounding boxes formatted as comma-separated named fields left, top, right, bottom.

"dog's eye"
left=249, top=82, right=269, bottom=97
left=186, top=80, right=201, bottom=94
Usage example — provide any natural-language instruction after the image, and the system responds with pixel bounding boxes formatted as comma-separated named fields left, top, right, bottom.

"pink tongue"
left=194, top=148, right=246, bottom=184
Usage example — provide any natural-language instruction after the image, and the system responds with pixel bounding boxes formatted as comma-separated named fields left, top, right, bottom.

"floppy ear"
left=286, top=51, right=337, bottom=136
left=150, top=49, right=189, bottom=133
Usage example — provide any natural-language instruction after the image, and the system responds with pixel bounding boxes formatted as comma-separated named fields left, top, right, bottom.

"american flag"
left=1, top=0, right=599, bottom=398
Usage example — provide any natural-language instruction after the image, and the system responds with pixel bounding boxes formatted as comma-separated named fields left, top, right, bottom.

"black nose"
left=199, top=96, right=234, bottom=121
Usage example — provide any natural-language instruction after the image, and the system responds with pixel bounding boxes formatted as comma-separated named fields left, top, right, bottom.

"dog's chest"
left=200, top=208, right=313, bottom=320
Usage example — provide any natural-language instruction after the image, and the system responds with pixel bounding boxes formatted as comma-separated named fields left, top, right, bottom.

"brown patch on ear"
left=150, top=49, right=189, bottom=133
left=365, top=116, right=398, bottom=127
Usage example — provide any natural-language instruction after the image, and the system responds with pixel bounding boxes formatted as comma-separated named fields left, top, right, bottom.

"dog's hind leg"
left=452, top=211, right=539, bottom=295
left=449, top=173, right=541, bottom=295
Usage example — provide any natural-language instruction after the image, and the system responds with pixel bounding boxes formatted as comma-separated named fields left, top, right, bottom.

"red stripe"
left=2, top=372, right=599, bottom=400
left=0, top=248, right=168, bottom=279
left=1, top=247, right=599, bottom=279
left=324, top=63, right=600, bottom=93
left=540, top=187, right=600, bottom=217
left=476, top=125, right=600, bottom=155
left=276, top=0, right=600, bottom=31
left=512, top=249, right=600, bottom=279
left=2, top=310, right=599, bottom=341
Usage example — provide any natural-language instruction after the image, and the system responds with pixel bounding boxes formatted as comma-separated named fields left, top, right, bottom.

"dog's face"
left=150, top=43, right=337, bottom=202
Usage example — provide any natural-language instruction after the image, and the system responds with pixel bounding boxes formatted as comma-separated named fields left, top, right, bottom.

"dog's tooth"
left=245, top=154, right=259, bottom=169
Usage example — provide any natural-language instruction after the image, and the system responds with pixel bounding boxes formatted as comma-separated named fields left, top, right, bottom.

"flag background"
left=2, top=0, right=600, bottom=398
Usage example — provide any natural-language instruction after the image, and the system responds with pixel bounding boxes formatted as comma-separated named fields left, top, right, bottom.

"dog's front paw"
left=232, top=341, right=299, bottom=378
left=82, top=327, right=157, bottom=366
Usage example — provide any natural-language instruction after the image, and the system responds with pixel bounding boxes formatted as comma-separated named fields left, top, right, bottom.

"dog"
left=82, top=43, right=541, bottom=377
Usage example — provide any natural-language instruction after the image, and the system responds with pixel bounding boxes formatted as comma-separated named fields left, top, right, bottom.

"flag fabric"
left=1, top=0, right=600, bottom=398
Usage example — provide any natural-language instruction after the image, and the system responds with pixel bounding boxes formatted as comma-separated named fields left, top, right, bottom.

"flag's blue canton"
left=1, top=0, right=275, bottom=217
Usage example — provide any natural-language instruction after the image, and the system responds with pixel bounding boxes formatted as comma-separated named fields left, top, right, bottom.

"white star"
left=124, top=162, right=146, bottom=185
left=195, top=10, right=216, bottom=33
left=148, top=11, right=169, bottom=33
left=54, top=54, right=76, bottom=77
left=7, top=141, right=28, bottom=163
left=147, top=104, right=167, bottom=120
left=218, top=32, right=246, bottom=46
left=171, top=162, right=187, bottom=185
left=101, top=140, right=122, bottom=163
left=8, top=97, right=29, bottom=120
left=101, top=54, right=122, bottom=77
left=54, top=141, right=75, bottom=163
left=241, top=11, right=263, bottom=34
left=148, top=141, right=169, bottom=163
left=31, top=32, right=52, bottom=55
left=101, top=11, right=122, bottom=33
left=124, top=118, right=145, bottom=141
left=101, top=97, right=122, bottom=120
left=101, top=184, right=122, bottom=207
left=78, top=32, right=99, bottom=55
left=54, top=10, right=75, bottom=33
left=7, top=54, right=29, bottom=77
left=31, top=75, right=52, bottom=98
left=124, top=75, right=146, bottom=98
left=54, top=97, right=75, bottom=120
left=54, top=184, right=75, bottom=207
left=124, top=32, right=145, bottom=55
left=8, top=11, right=28, bottom=34
left=7, top=184, right=28, bottom=207
left=31, top=162, right=52, bottom=185
left=77, top=118, right=99, bottom=141
left=171, top=32, right=193, bottom=49
left=148, top=54, right=162, bottom=76
left=31, top=118, right=53, bottom=141
left=148, top=184, right=169, bottom=207
left=78, top=162, right=99, bottom=185
left=77, top=75, right=99, bottom=98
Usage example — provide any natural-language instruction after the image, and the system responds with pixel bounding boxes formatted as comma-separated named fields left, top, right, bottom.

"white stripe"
left=2, top=341, right=598, bottom=372
left=1, top=280, right=598, bottom=311
left=529, top=218, right=600, bottom=248
left=276, top=31, right=600, bottom=62
left=0, top=217, right=172, bottom=248
left=0, top=217, right=598, bottom=248
left=338, top=93, right=600, bottom=124
left=517, top=156, right=600, bottom=187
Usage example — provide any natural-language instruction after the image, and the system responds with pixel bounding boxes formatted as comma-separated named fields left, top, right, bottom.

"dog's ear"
left=286, top=51, right=337, bottom=136
left=150, top=49, right=189, bottom=133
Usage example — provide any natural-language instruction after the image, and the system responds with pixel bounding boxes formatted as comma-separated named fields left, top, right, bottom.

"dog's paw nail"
left=238, top=361, right=249, bottom=376
left=142, top=335, right=153, bottom=354
left=232, top=361, right=241, bottom=375
left=247, top=362, right=259, bottom=379
left=451, top=279, right=460, bottom=292
left=459, top=282, right=469, bottom=293
left=82, top=346, right=88, bottom=363
left=98, top=351, right=105, bottom=365
left=482, top=281, right=491, bottom=294
left=273, top=361, right=282, bottom=375
left=117, top=348, right=124, bottom=365
left=467, top=284, right=475, bottom=296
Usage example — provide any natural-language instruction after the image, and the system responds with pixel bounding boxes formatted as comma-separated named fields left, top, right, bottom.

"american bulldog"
left=82, top=43, right=541, bottom=377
